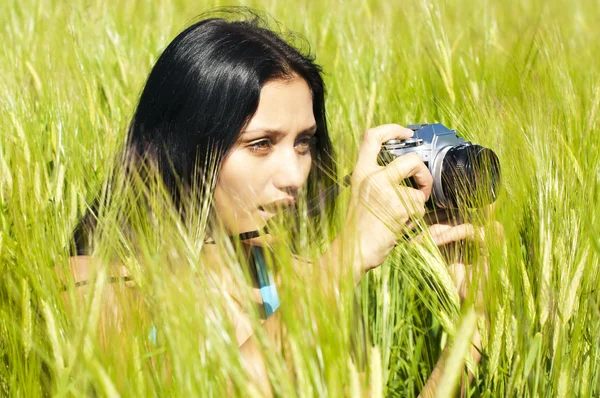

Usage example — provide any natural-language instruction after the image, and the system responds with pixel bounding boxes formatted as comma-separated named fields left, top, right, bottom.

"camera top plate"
left=382, top=123, right=465, bottom=153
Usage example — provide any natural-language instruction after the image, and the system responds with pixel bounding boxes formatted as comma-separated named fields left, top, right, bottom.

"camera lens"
left=440, top=145, right=501, bottom=208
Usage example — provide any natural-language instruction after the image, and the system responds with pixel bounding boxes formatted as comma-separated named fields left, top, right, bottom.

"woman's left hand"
left=413, top=207, right=504, bottom=394
left=412, top=206, right=502, bottom=303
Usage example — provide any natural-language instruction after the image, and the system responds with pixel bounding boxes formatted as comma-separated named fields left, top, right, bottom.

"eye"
left=295, top=135, right=317, bottom=154
left=248, top=139, right=273, bottom=154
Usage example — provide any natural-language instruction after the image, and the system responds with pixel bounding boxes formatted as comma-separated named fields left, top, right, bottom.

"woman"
left=69, top=9, right=486, bottom=396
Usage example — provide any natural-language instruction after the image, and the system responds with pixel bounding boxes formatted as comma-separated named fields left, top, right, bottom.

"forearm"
left=419, top=325, right=483, bottom=397
left=419, top=344, right=449, bottom=398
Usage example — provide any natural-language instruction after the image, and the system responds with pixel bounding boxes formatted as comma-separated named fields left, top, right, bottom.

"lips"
left=258, top=197, right=296, bottom=218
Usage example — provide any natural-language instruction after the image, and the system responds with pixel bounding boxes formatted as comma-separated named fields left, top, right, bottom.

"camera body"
left=378, top=123, right=501, bottom=209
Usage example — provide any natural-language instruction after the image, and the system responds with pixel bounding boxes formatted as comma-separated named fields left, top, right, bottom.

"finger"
left=410, top=223, right=453, bottom=244
left=382, top=152, right=433, bottom=200
left=357, top=124, right=415, bottom=168
left=431, top=224, right=485, bottom=247
left=448, top=261, right=468, bottom=300
left=391, top=189, right=427, bottom=223
left=428, top=223, right=454, bottom=238
left=364, top=188, right=426, bottom=234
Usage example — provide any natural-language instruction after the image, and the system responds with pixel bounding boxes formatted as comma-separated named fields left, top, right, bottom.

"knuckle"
left=377, top=123, right=403, bottom=131
left=412, top=198, right=426, bottom=214
left=405, top=152, right=423, bottom=163
left=363, top=127, right=380, bottom=140
left=392, top=152, right=422, bottom=169
left=404, top=204, right=425, bottom=219
left=412, top=189, right=427, bottom=204
left=388, top=155, right=412, bottom=172
left=365, top=124, right=406, bottom=142
left=388, top=123, right=404, bottom=131
left=397, top=189, right=426, bottom=210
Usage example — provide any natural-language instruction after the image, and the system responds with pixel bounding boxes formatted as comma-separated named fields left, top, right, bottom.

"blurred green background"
left=1, top=0, right=600, bottom=396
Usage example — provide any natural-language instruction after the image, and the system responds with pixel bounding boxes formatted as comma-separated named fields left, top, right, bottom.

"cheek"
left=214, top=153, right=265, bottom=208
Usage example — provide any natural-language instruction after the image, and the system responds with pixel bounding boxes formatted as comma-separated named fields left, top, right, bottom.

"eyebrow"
left=242, top=125, right=317, bottom=136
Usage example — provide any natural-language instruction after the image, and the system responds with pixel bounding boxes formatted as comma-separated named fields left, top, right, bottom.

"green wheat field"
left=1, top=0, right=599, bottom=396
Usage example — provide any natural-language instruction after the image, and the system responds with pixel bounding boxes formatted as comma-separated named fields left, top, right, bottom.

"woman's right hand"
left=344, top=124, right=433, bottom=275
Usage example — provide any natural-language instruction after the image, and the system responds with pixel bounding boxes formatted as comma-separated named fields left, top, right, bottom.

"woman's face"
left=213, top=77, right=317, bottom=235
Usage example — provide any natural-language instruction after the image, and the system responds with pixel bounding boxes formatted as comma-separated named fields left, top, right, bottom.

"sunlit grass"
left=1, top=0, right=599, bottom=396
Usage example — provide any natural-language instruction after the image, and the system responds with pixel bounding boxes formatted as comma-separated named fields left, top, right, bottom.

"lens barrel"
left=439, top=145, right=501, bottom=208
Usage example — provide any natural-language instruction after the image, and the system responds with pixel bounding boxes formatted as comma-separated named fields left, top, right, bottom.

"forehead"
left=244, top=77, right=315, bottom=132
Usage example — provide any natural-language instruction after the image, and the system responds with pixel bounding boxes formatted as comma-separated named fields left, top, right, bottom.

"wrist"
left=326, top=234, right=367, bottom=286
left=341, top=202, right=389, bottom=274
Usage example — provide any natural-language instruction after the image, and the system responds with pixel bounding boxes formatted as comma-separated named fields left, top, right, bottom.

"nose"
left=272, top=149, right=307, bottom=195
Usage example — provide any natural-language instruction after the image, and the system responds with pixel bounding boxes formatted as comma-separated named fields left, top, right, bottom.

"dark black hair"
left=73, top=9, right=337, bottom=254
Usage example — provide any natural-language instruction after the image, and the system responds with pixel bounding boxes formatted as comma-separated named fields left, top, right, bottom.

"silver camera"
left=378, top=123, right=501, bottom=209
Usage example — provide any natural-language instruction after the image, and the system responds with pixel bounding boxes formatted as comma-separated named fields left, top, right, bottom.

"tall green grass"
left=1, top=0, right=599, bottom=396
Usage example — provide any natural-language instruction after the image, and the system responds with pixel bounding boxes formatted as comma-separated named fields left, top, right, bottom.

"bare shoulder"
left=56, top=256, right=144, bottom=348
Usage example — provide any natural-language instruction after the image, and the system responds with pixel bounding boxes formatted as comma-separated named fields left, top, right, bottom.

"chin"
left=226, top=212, right=269, bottom=235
